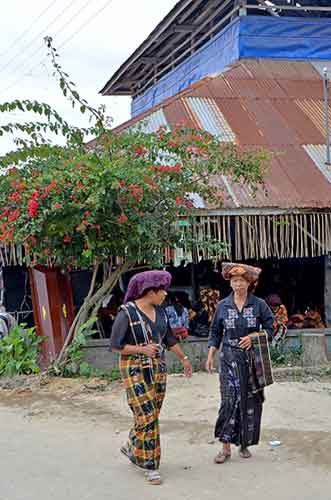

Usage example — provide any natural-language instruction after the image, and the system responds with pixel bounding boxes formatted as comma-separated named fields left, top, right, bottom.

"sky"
left=0, top=0, right=178, bottom=154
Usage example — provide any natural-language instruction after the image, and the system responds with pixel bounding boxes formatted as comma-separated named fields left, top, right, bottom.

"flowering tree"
left=0, top=38, right=270, bottom=363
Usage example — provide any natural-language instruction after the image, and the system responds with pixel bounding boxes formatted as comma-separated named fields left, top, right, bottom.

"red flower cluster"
left=0, top=207, right=10, bottom=220
left=144, top=175, right=158, bottom=191
left=0, top=228, right=14, bottom=242
left=28, top=199, right=39, bottom=218
left=175, top=196, right=193, bottom=209
left=151, top=164, right=182, bottom=174
left=128, top=184, right=143, bottom=202
left=157, top=127, right=167, bottom=140
left=188, top=134, right=204, bottom=142
left=8, top=208, right=20, bottom=222
left=133, top=145, right=147, bottom=158
left=118, top=213, right=128, bottom=224
left=186, top=145, right=209, bottom=157
left=63, top=235, right=72, bottom=243
left=10, top=180, right=27, bottom=191
left=8, top=191, right=21, bottom=204
left=54, top=202, right=62, bottom=209
left=44, top=180, right=58, bottom=195
left=28, top=192, right=40, bottom=219
left=80, top=211, right=92, bottom=227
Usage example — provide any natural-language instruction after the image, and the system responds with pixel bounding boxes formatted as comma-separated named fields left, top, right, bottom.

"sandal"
left=214, top=451, right=231, bottom=464
left=145, top=470, right=162, bottom=485
left=120, top=445, right=130, bottom=459
left=239, top=448, right=252, bottom=459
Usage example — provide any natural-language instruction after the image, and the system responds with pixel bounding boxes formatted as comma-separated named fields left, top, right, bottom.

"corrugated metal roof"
left=229, top=60, right=321, bottom=81
left=128, top=108, right=169, bottom=133
left=112, top=58, right=331, bottom=210
left=183, top=97, right=235, bottom=141
left=303, top=145, right=331, bottom=183
left=295, top=100, right=330, bottom=138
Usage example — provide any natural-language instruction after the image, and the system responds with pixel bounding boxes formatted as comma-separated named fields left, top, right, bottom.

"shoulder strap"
left=120, top=303, right=152, bottom=345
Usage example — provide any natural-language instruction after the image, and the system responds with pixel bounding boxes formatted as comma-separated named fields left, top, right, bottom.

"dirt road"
left=0, top=373, right=330, bottom=500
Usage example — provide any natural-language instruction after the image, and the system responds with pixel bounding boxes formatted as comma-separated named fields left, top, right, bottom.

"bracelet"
left=182, top=355, right=189, bottom=361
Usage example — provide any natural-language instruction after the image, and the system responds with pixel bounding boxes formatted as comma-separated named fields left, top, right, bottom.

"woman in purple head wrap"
left=110, top=270, right=192, bottom=485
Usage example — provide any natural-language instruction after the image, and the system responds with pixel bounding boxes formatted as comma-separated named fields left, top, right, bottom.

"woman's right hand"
left=205, top=355, right=215, bottom=373
left=139, top=344, right=160, bottom=358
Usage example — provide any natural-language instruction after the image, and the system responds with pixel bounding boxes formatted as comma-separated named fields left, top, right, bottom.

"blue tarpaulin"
left=131, top=19, right=240, bottom=117
left=131, top=16, right=331, bottom=117
left=240, top=16, right=331, bottom=60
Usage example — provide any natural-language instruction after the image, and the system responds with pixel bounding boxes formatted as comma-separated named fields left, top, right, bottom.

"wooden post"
left=29, top=266, right=75, bottom=367
left=324, top=255, right=331, bottom=327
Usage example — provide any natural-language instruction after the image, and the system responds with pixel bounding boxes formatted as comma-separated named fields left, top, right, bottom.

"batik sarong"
left=120, top=353, right=167, bottom=470
left=215, top=340, right=264, bottom=448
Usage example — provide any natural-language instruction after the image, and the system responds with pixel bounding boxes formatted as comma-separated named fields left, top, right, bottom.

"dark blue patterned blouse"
left=208, top=293, right=274, bottom=350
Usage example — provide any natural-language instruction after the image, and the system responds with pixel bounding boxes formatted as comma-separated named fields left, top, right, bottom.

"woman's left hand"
left=239, top=336, right=252, bottom=350
left=183, top=358, right=193, bottom=378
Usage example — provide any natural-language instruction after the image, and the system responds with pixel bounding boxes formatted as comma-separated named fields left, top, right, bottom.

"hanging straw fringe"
left=177, top=212, right=331, bottom=261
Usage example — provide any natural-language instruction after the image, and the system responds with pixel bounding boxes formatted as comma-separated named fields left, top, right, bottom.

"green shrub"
left=0, top=324, right=44, bottom=376
left=270, top=342, right=303, bottom=367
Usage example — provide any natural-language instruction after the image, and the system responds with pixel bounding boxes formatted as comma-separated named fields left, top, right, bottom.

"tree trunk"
left=54, top=260, right=132, bottom=366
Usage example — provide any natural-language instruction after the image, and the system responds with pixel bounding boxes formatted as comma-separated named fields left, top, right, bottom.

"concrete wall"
left=83, top=329, right=331, bottom=373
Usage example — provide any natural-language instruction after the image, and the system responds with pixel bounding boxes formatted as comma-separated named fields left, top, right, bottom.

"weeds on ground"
left=0, top=324, right=45, bottom=376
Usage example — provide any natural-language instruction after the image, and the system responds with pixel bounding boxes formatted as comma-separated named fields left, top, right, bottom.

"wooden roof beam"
left=139, top=56, right=162, bottom=65
left=172, top=24, right=198, bottom=33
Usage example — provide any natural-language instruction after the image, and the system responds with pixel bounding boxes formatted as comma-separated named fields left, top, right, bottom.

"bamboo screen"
left=179, top=212, right=331, bottom=260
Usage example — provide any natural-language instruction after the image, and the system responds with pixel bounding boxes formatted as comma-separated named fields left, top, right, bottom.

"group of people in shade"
left=110, top=262, right=274, bottom=485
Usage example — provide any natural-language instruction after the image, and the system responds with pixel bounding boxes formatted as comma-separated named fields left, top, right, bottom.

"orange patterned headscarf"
left=222, top=262, right=261, bottom=283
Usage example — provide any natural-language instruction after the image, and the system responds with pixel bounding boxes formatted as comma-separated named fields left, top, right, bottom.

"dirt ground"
left=0, top=373, right=330, bottom=500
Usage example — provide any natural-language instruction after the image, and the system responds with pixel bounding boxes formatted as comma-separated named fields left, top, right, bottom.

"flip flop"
left=145, top=470, right=162, bottom=485
left=120, top=445, right=130, bottom=459
left=214, top=451, right=231, bottom=464
left=239, top=448, right=252, bottom=459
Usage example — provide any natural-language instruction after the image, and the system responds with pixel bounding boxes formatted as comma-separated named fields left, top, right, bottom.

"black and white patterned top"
left=208, top=293, right=274, bottom=350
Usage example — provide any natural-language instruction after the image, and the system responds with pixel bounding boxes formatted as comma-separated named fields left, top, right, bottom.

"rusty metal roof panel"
left=224, top=78, right=287, bottom=99
left=238, top=60, right=321, bottom=81
left=163, top=99, right=196, bottom=129
left=277, top=80, right=323, bottom=99
left=192, top=77, right=236, bottom=99
left=214, top=99, right=265, bottom=146
left=111, top=59, right=331, bottom=209
left=235, top=99, right=301, bottom=146
left=295, top=100, right=331, bottom=139
left=218, top=147, right=331, bottom=209
left=271, top=100, right=324, bottom=145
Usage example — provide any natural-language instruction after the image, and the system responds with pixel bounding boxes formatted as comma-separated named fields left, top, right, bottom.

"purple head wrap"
left=124, top=270, right=172, bottom=303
